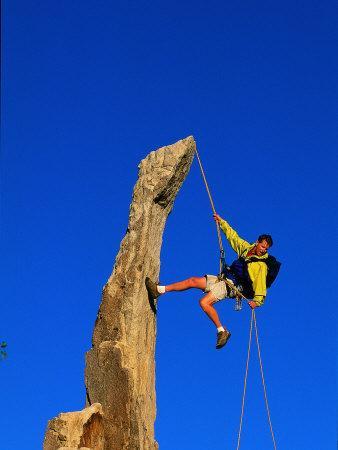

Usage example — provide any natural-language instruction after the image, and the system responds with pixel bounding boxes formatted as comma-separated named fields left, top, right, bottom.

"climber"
left=146, top=213, right=280, bottom=350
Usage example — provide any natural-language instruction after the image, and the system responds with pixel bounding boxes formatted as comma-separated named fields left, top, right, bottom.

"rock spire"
left=44, top=136, right=196, bottom=449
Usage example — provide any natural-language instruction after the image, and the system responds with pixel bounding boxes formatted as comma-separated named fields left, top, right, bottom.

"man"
left=146, top=213, right=276, bottom=350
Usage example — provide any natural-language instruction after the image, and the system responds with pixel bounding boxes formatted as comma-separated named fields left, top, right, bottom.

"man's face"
left=254, top=239, right=270, bottom=256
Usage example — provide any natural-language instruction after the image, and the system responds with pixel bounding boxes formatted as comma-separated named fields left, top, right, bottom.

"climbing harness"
left=195, top=148, right=278, bottom=449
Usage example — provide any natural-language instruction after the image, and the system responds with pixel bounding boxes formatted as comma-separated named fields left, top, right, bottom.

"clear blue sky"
left=1, top=1, right=337, bottom=449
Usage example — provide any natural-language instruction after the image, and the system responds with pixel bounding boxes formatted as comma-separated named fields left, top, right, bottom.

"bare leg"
left=199, top=292, right=224, bottom=328
left=165, top=276, right=206, bottom=292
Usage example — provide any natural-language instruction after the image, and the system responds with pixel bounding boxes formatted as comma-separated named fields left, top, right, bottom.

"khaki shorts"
left=204, top=275, right=231, bottom=302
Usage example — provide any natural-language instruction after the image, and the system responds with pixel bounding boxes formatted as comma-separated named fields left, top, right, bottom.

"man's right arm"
left=213, top=213, right=251, bottom=256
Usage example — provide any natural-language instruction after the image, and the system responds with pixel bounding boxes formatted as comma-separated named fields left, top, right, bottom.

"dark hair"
left=258, top=234, right=273, bottom=247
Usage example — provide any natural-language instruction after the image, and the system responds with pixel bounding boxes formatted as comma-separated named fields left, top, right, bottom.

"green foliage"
left=0, top=342, right=7, bottom=360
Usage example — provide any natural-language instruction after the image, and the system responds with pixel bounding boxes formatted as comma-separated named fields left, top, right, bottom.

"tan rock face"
left=43, top=403, right=104, bottom=450
left=43, top=136, right=196, bottom=450
left=85, top=136, right=196, bottom=449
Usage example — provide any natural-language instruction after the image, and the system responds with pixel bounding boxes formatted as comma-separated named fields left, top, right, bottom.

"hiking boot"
left=145, top=277, right=160, bottom=300
left=216, top=330, right=231, bottom=349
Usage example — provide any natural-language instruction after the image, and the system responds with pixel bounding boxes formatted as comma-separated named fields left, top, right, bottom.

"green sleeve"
left=219, top=219, right=251, bottom=256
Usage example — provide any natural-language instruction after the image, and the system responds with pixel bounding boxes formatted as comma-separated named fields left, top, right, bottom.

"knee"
left=200, top=297, right=211, bottom=310
left=188, top=277, right=199, bottom=288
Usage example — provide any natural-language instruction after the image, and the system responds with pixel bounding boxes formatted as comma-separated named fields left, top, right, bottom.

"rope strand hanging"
left=236, top=309, right=254, bottom=450
left=253, top=312, right=278, bottom=450
left=236, top=309, right=277, bottom=450
left=194, top=148, right=277, bottom=450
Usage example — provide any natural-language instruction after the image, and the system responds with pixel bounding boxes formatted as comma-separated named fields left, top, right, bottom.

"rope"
left=195, top=148, right=225, bottom=271
left=194, top=148, right=277, bottom=450
left=236, top=310, right=278, bottom=450
left=236, top=309, right=254, bottom=450
left=195, top=148, right=217, bottom=214
left=253, top=312, right=278, bottom=450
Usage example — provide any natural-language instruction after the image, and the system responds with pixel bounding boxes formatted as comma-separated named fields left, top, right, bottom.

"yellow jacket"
left=219, top=219, right=268, bottom=306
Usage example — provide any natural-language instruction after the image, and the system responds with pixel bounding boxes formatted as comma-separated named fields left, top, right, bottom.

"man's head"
left=254, top=234, right=273, bottom=256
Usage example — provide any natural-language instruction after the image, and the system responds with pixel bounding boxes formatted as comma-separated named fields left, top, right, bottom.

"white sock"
left=157, top=285, right=166, bottom=294
left=217, top=326, right=225, bottom=333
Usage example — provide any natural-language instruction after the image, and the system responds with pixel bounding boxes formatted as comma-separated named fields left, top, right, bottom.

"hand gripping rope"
left=195, top=148, right=277, bottom=450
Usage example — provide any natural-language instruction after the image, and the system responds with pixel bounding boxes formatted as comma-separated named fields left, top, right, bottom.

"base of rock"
left=43, top=403, right=104, bottom=450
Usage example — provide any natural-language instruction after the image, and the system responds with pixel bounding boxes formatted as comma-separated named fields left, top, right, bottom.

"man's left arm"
left=248, top=262, right=268, bottom=308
